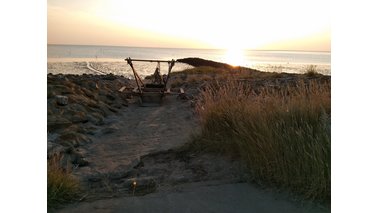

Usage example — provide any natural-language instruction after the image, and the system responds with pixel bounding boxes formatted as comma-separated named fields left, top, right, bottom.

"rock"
left=82, top=88, right=96, bottom=99
left=58, top=106, right=88, bottom=124
left=47, top=89, right=56, bottom=99
left=61, top=80, right=76, bottom=89
left=107, top=106, right=118, bottom=113
left=88, top=82, right=99, bottom=90
left=51, top=84, right=74, bottom=95
left=47, top=115, right=72, bottom=132
left=87, top=112, right=105, bottom=125
left=71, top=112, right=89, bottom=123
left=106, top=94, right=116, bottom=101
left=47, top=141, right=69, bottom=158
left=111, top=101, right=123, bottom=109
left=96, top=103, right=112, bottom=116
left=56, top=132, right=92, bottom=147
left=102, top=73, right=117, bottom=80
left=79, top=125, right=98, bottom=135
left=86, top=100, right=100, bottom=109
left=58, top=153, right=73, bottom=169
left=69, top=149, right=89, bottom=167
left=101, top=124, right=119, bottom=135
left=56, top=95, right=68, bottom=106
left=178, top=93, right=192, bottom=100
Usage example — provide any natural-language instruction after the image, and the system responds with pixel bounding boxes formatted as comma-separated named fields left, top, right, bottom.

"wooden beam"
left=124, top=59, right=175, bottom=63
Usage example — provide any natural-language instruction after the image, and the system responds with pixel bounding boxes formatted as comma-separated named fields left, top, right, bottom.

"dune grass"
left=305, top=65, right=318, bottom=77
left=192, top=80, right=330, bottom=202
left=47, top=155, right=81, bottom=209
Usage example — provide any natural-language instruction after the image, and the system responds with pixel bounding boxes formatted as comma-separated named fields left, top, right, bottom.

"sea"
left=47, top=44, right=331, bottom=78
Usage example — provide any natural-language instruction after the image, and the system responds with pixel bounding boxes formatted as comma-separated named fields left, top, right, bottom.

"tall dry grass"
left=193, top=80, right=331, bottom=202
left=47, top=155, right=81, bottom=209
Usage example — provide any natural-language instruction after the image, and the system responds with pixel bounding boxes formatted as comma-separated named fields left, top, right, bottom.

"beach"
left=47, top=58, right=330, bottom=212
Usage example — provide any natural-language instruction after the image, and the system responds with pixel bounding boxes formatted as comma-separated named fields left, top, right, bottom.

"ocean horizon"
left=48, top=43, right=331, bottom=53
left=47, top=44, right=331, bottom=76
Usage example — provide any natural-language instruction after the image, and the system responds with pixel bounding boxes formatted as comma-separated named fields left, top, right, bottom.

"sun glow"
left=223, top=48, right=247, bottom=67
left=48, top=0, right=330, bottom=51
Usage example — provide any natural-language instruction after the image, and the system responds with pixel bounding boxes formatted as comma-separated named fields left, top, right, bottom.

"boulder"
left=56, top=95, right=68, bottom=106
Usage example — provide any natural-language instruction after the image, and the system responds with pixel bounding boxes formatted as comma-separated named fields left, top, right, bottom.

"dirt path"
left=58, top=182, right=328, bottom=213
left=72, top=95, right=198, bottom=182
left=54, top=95, right=329, bottom=213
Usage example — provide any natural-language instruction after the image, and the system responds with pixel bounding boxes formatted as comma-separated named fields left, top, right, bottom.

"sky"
left=47, top=0, right=330, bottom=51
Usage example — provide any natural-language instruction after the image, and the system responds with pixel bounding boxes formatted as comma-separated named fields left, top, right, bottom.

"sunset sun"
left=223, top=48, right=246, bottom=67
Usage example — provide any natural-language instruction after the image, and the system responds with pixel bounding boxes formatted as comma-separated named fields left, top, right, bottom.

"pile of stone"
left=47, top=73, right=133, bottom=167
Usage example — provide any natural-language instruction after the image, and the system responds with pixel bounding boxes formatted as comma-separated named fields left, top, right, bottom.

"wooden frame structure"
left=125, top=57, right=178, bottom=106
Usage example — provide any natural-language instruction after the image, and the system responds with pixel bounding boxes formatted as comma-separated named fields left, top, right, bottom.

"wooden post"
left=164, top=59, right=175, bottom=92
left=126, top=57, right=142, bottom=94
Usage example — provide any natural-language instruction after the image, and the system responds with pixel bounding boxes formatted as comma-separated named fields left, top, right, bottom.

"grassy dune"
left=191, top=80, right=331, bottom=202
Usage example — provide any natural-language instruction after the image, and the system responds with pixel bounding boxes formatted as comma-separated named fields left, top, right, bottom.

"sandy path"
left=72, top=95, right=198, bottom=180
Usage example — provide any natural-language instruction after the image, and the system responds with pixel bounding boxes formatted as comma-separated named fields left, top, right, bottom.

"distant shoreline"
left=48, top=45, right=331, bottom=75
left=47, top=44, right=331, bottom=53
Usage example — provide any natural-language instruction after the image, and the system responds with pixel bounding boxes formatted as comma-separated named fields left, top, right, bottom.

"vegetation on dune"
left=48, top=154, right=81, bottom=209
left=177, top=57, right=237, bottom=70
left=172, top=66, right=229, bottom=75
left=305, top=65, right=319, bottom=77
left=190, top=80, right=331, bottom=202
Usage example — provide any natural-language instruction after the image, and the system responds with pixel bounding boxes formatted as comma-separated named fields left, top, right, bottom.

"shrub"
left=305, top=65, right=318, bottom=77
